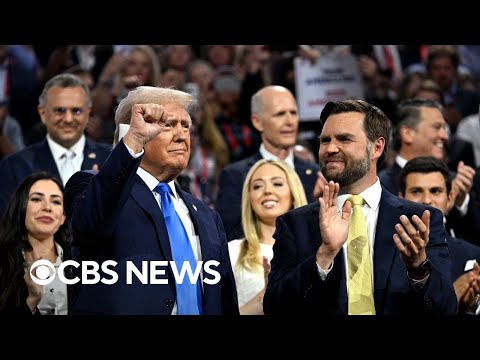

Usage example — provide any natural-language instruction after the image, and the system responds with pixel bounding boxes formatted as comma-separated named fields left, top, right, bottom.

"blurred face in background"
left=124, top=48, right=155, bottom=87
left=428, top=56, right=456, bottom=92
left=189, top=62, right=214, bottom=94
left=249, top=163, right=292, bottom=226
left=38, top=85, right=91, bottom=148
left=166, top=45, right=192, bottom=71
left=252, top=87, right=298, bottom=152
left=409, top=107, right=448, bottom=160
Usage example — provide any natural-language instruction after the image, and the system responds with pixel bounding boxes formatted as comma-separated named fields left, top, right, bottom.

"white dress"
left=228, top=239, right=273, bottom=308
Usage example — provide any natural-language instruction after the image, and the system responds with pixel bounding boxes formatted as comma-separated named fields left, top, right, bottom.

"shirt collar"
left=395, top=155, right=408, bottom=169
left=47, top=134, right=86, bottom=161
left=259, top=143, right=295, bottom=169
left=336, top=177, right=382, bottom=211
left=137, top=167, right=178, bottom=199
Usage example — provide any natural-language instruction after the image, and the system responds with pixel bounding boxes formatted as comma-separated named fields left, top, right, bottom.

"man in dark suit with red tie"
left=65, top=86, right=238, bottom=315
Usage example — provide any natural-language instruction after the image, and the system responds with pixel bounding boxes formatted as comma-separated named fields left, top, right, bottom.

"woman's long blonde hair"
left=237, top=159, right=307, bottom=272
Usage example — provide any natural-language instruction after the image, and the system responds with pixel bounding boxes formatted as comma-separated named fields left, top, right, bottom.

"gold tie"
left=347, top=195, right=375, bottom=315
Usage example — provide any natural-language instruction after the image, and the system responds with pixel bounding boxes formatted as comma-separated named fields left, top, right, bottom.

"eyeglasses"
left=52, top=107, right=84, bottom=116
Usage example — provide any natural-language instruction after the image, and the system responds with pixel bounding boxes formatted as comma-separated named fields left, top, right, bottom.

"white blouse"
left=228, top=239, right=273, bottom=308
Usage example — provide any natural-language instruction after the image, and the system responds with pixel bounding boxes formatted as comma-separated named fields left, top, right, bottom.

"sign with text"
left=294, top=54, right=365, bottom=122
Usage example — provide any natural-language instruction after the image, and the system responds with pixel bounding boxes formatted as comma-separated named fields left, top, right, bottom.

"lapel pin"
left=192, top=205, right=197, bottom=211
left=305, top=168, right=312, bottom=175
left=88, top=152, right=97, bottom=159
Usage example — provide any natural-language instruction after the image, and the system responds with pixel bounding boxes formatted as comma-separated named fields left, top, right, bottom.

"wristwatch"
left=407, top=259, right=431, bottom=277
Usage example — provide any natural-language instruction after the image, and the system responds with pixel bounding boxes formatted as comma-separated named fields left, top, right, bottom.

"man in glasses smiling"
left=0, top=73, right=112, bottom=219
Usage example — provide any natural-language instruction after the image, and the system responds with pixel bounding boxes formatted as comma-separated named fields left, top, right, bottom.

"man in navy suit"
left=264, top=100, right=457, bottom=315
left=399, top=156, right=480, bottom=314
left=378, top=98, right=476, bottom=243
left=0, top=73, right=111, bottom=218
left=65, top=86, right=239, bottom=315
left=216, top=85, right=322, bottom=241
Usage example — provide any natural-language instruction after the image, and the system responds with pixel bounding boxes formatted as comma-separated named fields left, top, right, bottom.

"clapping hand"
left=393, top=210, right=430, bottom=269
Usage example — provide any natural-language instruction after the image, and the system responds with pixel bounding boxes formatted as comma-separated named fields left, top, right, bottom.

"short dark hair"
left=320, top=99, right=391, bottom=166
left=393, top=98, right=444, bottom=151
left=399, top=156, right=452, bottom=195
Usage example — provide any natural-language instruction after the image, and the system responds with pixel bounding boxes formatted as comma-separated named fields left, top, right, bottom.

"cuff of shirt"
left=455, top=193, right=470, bottom=216
left=124, top=141, right=144, bottom=158
left=316, top=260, right=334, bottom=281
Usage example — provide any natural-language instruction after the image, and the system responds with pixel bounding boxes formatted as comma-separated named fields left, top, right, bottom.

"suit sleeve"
left=264, top=215, right=338, bottom=315
left=65, top=140, right=142, bottom=243
left=421, top=206, right=458, bottom=315
left=215, top=167, right=244, bottom=241
left=214, top=210, right=240, bottom=315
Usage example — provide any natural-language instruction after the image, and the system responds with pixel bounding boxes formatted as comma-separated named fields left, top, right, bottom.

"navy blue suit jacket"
left=447, top=233, right=480, bottom=280
left=64, top=140, right=239, bottom=315
left=264, top=188, right=457, bottom=315
left=0, top=137, right=111, bottom=218
left=379, top=162, right=477, bottom=243
left=215, top=151, right=320, bottom=241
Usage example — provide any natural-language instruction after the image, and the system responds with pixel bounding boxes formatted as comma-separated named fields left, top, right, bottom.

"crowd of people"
left=1, top=44, right=480, bottom=315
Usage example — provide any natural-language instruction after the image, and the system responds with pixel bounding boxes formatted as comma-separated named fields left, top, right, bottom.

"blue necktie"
left=155, top=183, right=203, bottom=315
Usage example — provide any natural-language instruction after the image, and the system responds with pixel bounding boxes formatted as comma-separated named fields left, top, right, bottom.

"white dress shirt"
left=125, top=142, right=202, bottom=315
left=47, top=134, right=85, bottom=185
left=259, top=143, right=295, bottom=170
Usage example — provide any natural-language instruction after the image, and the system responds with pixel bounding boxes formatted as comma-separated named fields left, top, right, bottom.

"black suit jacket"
left=264, top=188, right=457, bottom=315
left=215, top=151, right=320, bottom=241
left=0, top=137, right=112, bottom=218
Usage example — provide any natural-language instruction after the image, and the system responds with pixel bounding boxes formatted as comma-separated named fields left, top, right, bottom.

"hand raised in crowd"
left=123, top=103, right=168, bottom=153
left=316, top=181, right=352, bottom=269
left=393, top=210, right=430, bottom=269
left=453, top=161, right=476, bottom=207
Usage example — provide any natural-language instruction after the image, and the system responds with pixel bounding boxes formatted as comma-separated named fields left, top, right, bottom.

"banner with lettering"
left=294, top=54, right=365, bottom=122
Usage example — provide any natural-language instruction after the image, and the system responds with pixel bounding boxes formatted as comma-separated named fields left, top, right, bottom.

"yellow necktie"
left=347, top=195, right=375, bottom=315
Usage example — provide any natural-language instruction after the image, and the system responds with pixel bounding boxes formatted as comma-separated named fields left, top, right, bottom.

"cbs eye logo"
left=29, top=259, right=57, bottom=285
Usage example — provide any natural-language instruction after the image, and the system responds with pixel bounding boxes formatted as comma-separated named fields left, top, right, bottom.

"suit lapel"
left=373, top=188, right=404, bottom=293
left=36, top=139, right=61, bottom=176
left=82, top=139, right=100, bottom=171
left=131, top=177, right=172, bottom=261
left=294, top=157, right=316, bottom=179
left=248, top=152, right=263, bottom=167
left=175, top=185, right=213, bottom=262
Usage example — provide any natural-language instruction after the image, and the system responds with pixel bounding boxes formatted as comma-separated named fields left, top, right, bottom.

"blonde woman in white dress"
left=228, top=159, right=307, bottom=314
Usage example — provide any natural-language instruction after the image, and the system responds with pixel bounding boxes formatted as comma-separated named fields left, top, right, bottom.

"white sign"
left=294, top=54, right=365, bottom=121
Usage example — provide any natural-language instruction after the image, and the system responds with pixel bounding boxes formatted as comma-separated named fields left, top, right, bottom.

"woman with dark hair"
left=0, top=171, right=70, bottom=315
